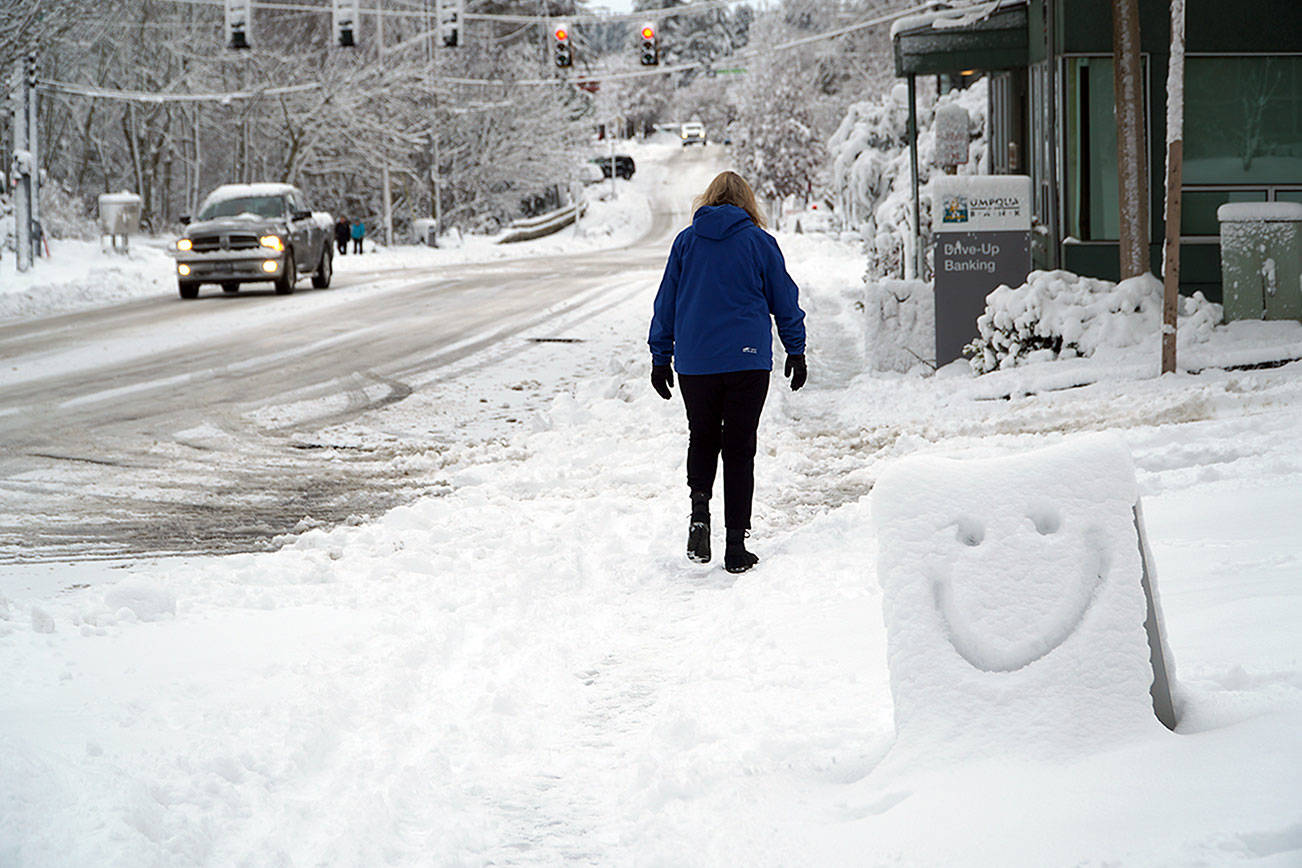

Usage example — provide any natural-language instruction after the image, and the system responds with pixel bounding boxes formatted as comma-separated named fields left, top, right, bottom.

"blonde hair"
left=692, top=171, right=767, bottom=229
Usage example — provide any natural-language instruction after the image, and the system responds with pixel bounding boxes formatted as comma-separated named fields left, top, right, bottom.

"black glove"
left=651, top=364, right=674, bottom=400
left=784, top=354, right=807, bottom=391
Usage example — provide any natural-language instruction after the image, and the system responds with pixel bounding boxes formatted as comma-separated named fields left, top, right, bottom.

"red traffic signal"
left=553, top=22, right=572, bottom=67
left=639, top=21, right=658, bottom=66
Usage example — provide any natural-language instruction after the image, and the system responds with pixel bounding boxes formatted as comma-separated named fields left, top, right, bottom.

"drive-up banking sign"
left=932, top=175, right=1032, bottom=366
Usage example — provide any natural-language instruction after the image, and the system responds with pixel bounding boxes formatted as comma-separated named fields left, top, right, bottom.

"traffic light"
left=639, top=22, right=658, bottom=66
left=332, top=0, right=359, bottom=48
left=225, top=0, right=252, bottom=50
left=437, top=0, right=463, bottom=48
left=553, top=23, right=572, bottom=68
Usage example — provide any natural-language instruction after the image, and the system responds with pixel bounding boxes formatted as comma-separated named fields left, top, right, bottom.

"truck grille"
left=190, top=233, right=262, bottom=252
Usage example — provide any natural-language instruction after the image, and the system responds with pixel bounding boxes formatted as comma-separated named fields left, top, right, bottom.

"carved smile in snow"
left=931, top=515, right=1109, bottom=672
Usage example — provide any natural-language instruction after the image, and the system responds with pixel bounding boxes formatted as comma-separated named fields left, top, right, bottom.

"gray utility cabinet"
left=1218, top=202, right=1302, bottom=322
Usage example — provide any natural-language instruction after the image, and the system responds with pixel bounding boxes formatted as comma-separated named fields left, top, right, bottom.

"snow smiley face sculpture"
left=871, top=434, right=1176, bottom=764
left=931, top=507, right=1108, bottom=674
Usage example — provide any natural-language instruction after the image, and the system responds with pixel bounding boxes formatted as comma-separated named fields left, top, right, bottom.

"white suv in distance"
left=680, top=122, right=707, bottom=147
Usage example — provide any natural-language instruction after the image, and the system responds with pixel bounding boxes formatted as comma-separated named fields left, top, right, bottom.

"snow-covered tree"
left=32, top=0, right=591, bottom=236
left=731, top=20, right=822, bottom=224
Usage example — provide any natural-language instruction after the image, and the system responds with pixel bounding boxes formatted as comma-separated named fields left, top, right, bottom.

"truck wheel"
left=274, top=251, right=296, bottom=295
left=312, top=247, right=332, bottom=289
left=178, top=281, right=199, bottom=299
left=222, top=281, right=240, bottom=294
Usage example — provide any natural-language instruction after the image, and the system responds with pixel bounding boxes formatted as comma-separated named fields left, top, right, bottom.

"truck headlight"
left=176, top=238, right=192, bottom=251
left=259, top=235, right=285, bottom=252
left=178, top=264, right=192, bottom=276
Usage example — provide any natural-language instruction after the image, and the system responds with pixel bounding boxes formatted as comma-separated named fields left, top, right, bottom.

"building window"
left=1180, top=56, right=1302, bottom=237
left=1029, top=60, right=1056, bottom=266
left=1064, top=57, right=1149, bottom=242
left=1185, top=56, right=1302, bottom=185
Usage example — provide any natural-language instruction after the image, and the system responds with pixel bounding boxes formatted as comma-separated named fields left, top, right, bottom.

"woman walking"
left=648, top=171, right=806, bottom=574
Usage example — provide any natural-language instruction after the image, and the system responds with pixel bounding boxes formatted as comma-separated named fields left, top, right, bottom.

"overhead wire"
left=36, top=1, right=939, bottom=101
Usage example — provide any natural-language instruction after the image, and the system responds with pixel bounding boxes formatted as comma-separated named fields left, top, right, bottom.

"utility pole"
left=27, top=52, right=40, bottom=262
left=10, top=54, right=39, bottom=272
left=377, top=0, right=393, bottom=247
left=430, top=0, right=442, bottom=242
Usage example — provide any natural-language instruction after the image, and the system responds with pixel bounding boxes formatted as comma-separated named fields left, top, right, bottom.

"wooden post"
left=1112, top=0, right=1149, bottom=278
left=1161, top=0, right=1185, bottom=374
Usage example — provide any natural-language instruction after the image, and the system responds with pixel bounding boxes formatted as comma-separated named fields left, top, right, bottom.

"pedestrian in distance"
left=648, top=171, right=807, bottom=574
left=351, top=219, right=365, bottom=254
left=335, top=215, right=350, bottom=256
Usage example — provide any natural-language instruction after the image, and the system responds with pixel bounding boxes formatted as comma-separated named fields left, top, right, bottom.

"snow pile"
left=827, top=79, right=988, bottom=279
left=0, top=239, right=177, bottom=321
left=863, top=278, right=934, bottom=372
left=966, top=270, right=1223, bottom=374
left=871, top=434, right=1173, bottom=766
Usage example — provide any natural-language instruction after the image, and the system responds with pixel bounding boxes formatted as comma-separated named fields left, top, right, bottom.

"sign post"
left=932, top=175, right=1032, bottom=367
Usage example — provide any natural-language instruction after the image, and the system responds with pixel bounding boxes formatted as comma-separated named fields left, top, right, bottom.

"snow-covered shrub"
left=964, top=270, right=1224, bottom=374
left=828, top=79, right=988, bottom=280
left=865, top=279, right=934, bottom=372
left=40, top=182, right=98, bottom=240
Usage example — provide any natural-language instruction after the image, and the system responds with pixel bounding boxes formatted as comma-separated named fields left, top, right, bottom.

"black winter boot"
left=724, top=528, right=759, bottom=574
left=687, top=490, right=711, bottom=563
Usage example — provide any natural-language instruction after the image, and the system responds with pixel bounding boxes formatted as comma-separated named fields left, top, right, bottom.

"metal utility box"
left=411, top=218, right=438, bottom=247
left=98, top=192, right=142, bottom=236
left=1218, top=202, right=1302, bottom=322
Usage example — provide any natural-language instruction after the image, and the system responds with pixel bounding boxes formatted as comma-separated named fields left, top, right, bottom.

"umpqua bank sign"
left=932, top=175, right=1032, bottom=365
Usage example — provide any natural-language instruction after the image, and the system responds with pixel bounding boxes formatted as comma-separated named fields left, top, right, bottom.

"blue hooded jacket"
left=648, top=204, right=806, bottom=375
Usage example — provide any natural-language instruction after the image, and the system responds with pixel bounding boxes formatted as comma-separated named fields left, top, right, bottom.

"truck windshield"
left=198, top=196, right=285, bottom=220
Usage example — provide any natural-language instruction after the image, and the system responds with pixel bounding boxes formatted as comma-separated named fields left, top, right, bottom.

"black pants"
left=336, top=237, right=348, bottom=255
left=352, top=237, right=363, bottom=253
left=678, top=370, right=769, bottom=530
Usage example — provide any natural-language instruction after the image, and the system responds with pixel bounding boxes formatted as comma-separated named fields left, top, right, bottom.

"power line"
left=40, top=79, right=322, bottom=103
left=153, top=0, right=750, bottom=25
left=445, top=1, right=939, bottom=88
left=35, top=2, right=935, bottom=102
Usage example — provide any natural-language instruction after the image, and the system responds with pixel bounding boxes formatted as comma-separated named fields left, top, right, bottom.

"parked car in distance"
left=590, top=154, right=636, bottom=179
left=173, top=183, right=333, bottom=299
left=680, top=122, right=707, bottom=147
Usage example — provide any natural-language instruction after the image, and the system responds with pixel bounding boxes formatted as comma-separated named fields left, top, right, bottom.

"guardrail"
left=498, top=201, right=588, bottom=244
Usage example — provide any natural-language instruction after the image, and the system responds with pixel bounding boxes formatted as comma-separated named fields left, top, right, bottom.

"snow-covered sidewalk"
left=2, top=229, right=1301, bottom=865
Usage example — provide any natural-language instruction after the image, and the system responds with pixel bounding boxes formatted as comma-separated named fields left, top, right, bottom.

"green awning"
left=893, top=1, right=1029, bottom=76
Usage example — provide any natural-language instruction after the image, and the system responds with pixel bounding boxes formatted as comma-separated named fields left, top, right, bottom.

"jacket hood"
left=692, top=204, right=753, bottom=240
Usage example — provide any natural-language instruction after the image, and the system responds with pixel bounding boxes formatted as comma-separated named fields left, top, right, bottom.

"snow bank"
left=872, top=434, right=1173, bottom=765
left=0, top=240, right=177, bottom=321
left=966, top=270, right=1223, bottom=373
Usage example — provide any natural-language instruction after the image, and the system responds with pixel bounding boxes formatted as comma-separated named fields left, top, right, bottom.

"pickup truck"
left=680, top=122, right=707, bottom=147
left=173, top=183, right=333, bottom=299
